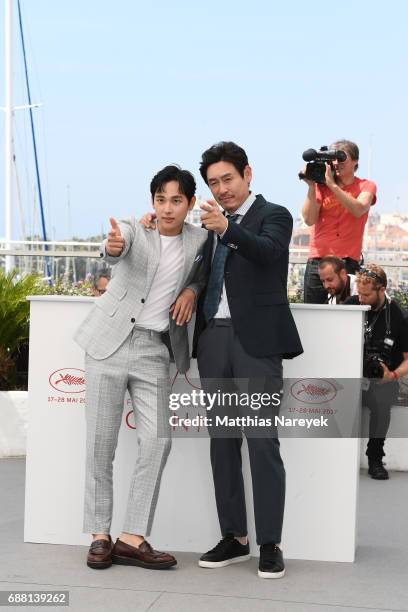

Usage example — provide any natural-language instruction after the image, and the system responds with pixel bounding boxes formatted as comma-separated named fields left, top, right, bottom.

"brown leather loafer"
left=111, top=538, right=177, bottom=569
left=87, top=536, right=113, bottom=569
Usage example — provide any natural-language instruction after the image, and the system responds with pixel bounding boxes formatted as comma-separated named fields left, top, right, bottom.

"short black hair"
left=150, top=165, right=196, bottom=202
left=199, top=141, right=249, bottom=184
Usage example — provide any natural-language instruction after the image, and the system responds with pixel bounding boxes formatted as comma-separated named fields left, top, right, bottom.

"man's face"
left=357, top=282, right=385, bottom=309
left=92, top=276, right=108, bottom=296
left=206, top=161, right=252, bottom=213
left=319, top=264, right=347, bottom=296
left=152, top=180, right=195, bottom=236
left=331, top=148, right=357, bottom=181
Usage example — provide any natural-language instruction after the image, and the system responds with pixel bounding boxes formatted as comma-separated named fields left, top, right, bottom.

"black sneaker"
left=368, top=459, right=389, bottom=480
left=258, top=543, right=285, bottom=579
left=198, top=534, right=250, bottom=568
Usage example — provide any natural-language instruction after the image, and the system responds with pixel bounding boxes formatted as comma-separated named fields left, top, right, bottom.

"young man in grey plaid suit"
left=74, top=166, right=207, bottom=570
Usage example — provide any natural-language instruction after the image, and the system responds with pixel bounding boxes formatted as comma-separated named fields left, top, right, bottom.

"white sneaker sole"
left=258, top=568, right=285, bottom=579
left=198, top=554, right=251, bottom=568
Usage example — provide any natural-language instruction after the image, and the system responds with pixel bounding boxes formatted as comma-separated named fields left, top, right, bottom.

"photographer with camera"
left=345, top=265, right=408, bottom=479
left=300, top=140, right=377, bottom=303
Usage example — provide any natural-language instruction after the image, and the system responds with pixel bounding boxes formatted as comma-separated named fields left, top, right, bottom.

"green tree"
left=0, top=270, right=47, bottom=389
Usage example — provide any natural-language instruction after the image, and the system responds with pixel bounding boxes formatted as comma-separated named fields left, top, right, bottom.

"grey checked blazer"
left=74, top=218, right=208, bottom=373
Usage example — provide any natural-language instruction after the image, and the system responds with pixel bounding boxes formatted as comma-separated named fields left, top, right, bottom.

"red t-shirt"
left=309, top=177, right=377, bottom=261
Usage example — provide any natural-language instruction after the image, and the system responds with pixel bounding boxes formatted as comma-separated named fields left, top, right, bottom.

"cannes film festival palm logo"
left=49, top=368, right=86, bottom=394
left=290, top=379, right=337, bottom=405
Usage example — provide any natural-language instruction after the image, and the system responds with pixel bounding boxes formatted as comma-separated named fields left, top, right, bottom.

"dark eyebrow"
left=208, top=173, right=233, bottom=183
left=155, top=193, right=183, bottom=200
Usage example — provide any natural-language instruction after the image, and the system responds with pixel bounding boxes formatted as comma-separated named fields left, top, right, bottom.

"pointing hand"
left=106, top=217, right=125, bottom=256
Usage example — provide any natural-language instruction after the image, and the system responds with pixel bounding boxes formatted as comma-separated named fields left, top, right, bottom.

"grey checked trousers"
left=83, top=327, right=171, bottom=536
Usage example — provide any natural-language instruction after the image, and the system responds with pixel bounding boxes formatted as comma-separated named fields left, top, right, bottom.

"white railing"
left=0, top=239, right=101, bottom=258
left=1, top=239, right=408, bottom=263
left=1, top=241, right=408, bottom=289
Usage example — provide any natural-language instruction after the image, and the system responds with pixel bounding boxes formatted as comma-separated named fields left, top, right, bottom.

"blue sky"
left=1, top=0, right=407, bottom=239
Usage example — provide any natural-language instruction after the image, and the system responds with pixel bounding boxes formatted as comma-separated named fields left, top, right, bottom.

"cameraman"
left=345, top=265, right=408, bottom=480
left=301, top=140, right=377, bottom=303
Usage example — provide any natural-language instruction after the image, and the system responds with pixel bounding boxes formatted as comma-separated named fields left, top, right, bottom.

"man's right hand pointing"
left=106, top=217, right=125, bottom=256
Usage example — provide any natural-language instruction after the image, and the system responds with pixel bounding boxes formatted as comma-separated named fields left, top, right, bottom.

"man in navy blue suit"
left=194, top=142, right=303, bottom=579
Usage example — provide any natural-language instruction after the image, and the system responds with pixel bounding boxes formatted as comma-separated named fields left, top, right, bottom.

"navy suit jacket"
left=192, top=194, right=303, bottom=360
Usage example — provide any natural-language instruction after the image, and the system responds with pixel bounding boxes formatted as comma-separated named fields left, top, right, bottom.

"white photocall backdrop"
left=24, top=297, right=369, bottom=562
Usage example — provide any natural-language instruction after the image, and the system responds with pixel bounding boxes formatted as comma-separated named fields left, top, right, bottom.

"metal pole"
left=4, top=0, right=14, bottom=273
left=17, top=0, right=51, bottom=282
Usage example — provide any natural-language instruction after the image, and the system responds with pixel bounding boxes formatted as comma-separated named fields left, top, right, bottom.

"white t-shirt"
left=136, top=234, right=184, bottom=332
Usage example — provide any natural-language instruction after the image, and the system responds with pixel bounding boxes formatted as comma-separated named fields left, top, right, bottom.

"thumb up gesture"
left=106, top=217, right=125, bottom=256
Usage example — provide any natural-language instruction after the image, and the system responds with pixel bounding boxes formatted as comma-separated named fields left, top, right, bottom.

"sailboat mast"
left=4, top=0, right=14, bottom=273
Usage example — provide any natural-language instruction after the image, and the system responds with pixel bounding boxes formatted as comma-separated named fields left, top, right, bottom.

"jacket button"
left=141, top=298, right=145, bottom=303
left=131, top=317, right=135, bottom=323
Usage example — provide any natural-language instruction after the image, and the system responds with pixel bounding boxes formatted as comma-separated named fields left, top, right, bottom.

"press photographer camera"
left=345, top=264, right=408, bottom=479
left=363, top=337, right=394, bottom=379
left=300, top=138, right=377, bottom=304
left=298, top=146, right=347, bottom=184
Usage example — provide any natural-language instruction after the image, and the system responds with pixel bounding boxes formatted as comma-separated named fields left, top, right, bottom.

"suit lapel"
left=174, top=223, right=197, bottom=296
left=203, top=230, right=215, bottom=274
left=239, top=194, right=266, bottom=228
left=145, top=228, right=161, bottom=290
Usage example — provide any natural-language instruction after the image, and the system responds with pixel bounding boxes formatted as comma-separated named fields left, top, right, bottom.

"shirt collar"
left=229, top=192, right=256, bottom=217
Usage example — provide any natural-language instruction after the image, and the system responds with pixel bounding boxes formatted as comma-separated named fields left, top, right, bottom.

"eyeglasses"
left=358, top=268, right=384, bottom=283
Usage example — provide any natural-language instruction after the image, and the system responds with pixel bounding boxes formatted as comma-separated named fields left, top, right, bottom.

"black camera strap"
left=364, top=297, right=392, bottom=342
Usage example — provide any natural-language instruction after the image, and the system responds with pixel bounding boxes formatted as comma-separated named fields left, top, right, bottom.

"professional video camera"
left=363, top=340, right=394, bottom=379
left=298, top=146, right=347, bottom=184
